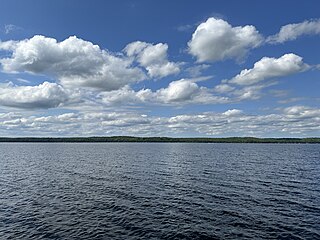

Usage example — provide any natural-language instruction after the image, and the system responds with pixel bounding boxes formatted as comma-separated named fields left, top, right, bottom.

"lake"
left=0, top=143, right=319, bottom=239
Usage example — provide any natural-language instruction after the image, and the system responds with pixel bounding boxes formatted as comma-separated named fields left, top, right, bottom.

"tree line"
left=0, top=136, right=319, bottom=143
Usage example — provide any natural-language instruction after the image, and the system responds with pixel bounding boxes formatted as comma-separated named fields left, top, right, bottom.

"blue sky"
left=0, top=0, right=319, bottom=137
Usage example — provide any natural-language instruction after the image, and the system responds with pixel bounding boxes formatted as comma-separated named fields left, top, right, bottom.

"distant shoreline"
left=0, top=137, right=319, bottom=143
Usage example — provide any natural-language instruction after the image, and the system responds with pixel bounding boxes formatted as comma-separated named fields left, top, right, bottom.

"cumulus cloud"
left=209, top=53, right=310, bottom=102
left=0, top=40, right=18, bottom=50
left=0, top=112, right=81, bottom=135
left=124, top=41, right=180, bottom=78
left=156, top=79, right=202, bottom=102
left=153, top=78, right=229, bottom=104
left=100, top=78, right=229, bottom=106
left=0, top=111, right=162, bottom=136
left=232, top=83, right=276, bottom=101
left=99, top=85, right=152, bottom=105
left=267, top=19, right=320, bottom=43
left=100, top=66, right=298, bottom=105
left=214, top=84, right=235, bottom=94
left=222, top=109, right=243, bottom=116
left=283, top=105, right=320, bottom=118
left=228, top=53, right=309, bottom=85
left=166, top=106, right=320, bottom=136
left=0, top=82, right=70, bottom=109
left=0, top=35, right=146, bottom=91
left=188, top=17, right=263, bottom=62
left=1, top=106, right=320, bottom=136
left=214, top=82, right=275, bottom=102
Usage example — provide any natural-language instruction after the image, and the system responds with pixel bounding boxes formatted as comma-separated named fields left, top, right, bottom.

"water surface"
left=0, top=143, right=319, bottom=239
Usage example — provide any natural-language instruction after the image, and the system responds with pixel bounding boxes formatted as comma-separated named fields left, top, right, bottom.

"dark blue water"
left=0, top=143, right=319, bottom=239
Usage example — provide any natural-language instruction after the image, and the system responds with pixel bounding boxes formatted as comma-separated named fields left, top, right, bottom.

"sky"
left=0, top=0, right=319, bottom=137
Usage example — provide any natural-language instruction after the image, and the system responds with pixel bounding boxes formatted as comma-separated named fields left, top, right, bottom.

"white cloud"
left=156, top=79, right=201, bottom=102
left=232, top=83, right=275, bottom=100
left=267, top=19, right=320, bottom=43
left=124, top=41, right=148, bottom=56
left=146, top=62, right=180, bottom=79
left=100, top=78, right=229, bottom=106
left=228, top=53, right=309, bottom=85
left=0, top=81, right=70, bottom=109
left=1, top=106, right=320, bottom=137
left=214, top=84, right=235, bottom=93
left=283, top=105, right=320, bottom=119
left=166, top=106, right=320, bottom=136
left=222, top=109, right=243, bottom=116
left=0, top=35, right=146, bottom=91
left=0, top=40, right=18, bottom=50
left=188, top=17, right=263, bottom=62
left=4, top=24, right=22, bottom=34
left=210, top=53, right=310, bottom=102
left=99, top=85, right=152, bottom=105
left=153, top=78, right=229, bottom=104
left=0, top=112, right=81, bottom=135
left=124, top=41, right=180, bottom=78
left=0, top=51, right=305, bottom=110
left=99, top=70, right=294, bottom=106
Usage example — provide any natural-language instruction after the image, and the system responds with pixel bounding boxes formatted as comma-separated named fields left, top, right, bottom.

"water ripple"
left=0, top=143, right=319, bottom=239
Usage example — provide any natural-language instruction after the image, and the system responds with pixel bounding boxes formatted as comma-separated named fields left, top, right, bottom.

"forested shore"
left=0, top=136, right=319, bottom=143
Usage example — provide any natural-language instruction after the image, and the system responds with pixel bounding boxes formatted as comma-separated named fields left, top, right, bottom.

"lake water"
left=0, top=143, right=319, bottom=239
